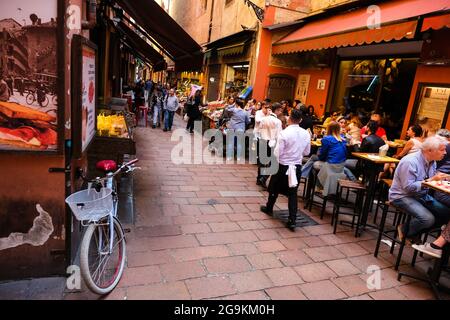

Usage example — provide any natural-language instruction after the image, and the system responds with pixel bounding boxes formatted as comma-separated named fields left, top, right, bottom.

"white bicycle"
left=65, top=158, right=140, bottom=295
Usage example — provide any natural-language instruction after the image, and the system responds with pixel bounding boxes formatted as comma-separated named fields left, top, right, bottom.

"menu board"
left=296, top=74, right=310, bottom=104
left=416, top=86, right=450, bottom=127
left=81, top=46, right=96, bottom=152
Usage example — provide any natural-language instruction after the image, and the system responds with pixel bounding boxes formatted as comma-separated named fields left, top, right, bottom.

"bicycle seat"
left=96, top=160, right=117, bottom=172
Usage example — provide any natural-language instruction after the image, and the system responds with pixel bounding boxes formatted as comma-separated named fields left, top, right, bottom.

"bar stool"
left=374, top=200, right=413, bottom=270
left=138, top=105, right=149, bottom=127
left=398, top=243, right=450, bottom=300
left=373, top=179, right=393, bottom=225
left=332, top=179, right=366, bottom=234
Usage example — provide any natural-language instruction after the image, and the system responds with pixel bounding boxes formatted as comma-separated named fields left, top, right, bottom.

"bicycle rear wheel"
left=80, top=217, right=126, bottom=295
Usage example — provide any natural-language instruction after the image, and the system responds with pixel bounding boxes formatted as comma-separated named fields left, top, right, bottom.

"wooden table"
left=351, top=153, right=400, bottom=236
left=311, top=140, right=322, bottom=147
left=422, top=180, right=450, bottom=195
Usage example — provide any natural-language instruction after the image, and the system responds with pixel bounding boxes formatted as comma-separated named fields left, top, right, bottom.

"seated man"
left=360, top=113, right=387, bottom=141
left=434, top=129, right=450, bottom=208
left=389, top=136, right=450, bottom=244
left=360, top=120, right=386, bottom=153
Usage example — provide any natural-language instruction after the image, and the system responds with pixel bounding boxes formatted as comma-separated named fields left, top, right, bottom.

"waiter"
left=261, top=109, right=311, bottom=231
left=255, top=102, right=282, bottom=188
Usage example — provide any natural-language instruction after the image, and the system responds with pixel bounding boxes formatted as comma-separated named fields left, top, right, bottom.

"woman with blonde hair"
left=345, top=114, right=362, bottom=146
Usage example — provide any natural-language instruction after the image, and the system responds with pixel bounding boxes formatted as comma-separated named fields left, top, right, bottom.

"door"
left=267, top=74, right=295, bottom=103
left=207, top=64, right=221, bottom=102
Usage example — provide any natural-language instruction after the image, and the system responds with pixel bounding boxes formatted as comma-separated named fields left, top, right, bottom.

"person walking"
left=260, top=109, right=311, bottom=231
left=163, top=88, right=179, bottom=132
left=186, top=90, right=203, bottom=133
left=151, top=88, right=164, bottom=128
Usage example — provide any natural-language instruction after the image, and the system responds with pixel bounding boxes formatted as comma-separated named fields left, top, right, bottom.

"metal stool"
left=374, top=201, right=413, bottom=270
left=398, top=243, right=450, bottom=300
left=332, top=179, right=366, bottom=235
left=373, top=179, right=393, bottom=224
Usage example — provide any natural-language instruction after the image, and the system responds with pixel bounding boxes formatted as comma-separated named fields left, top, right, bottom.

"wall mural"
left=0, top=1, right=58, bottom=151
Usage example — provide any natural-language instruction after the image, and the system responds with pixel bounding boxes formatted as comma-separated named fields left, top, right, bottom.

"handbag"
left=183, top=114, right=189, bottom=122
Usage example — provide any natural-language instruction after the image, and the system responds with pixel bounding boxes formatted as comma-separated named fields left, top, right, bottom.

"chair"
left=138, top=105, right=149, bottom=127
left=332, top=179, right=366, bottom=234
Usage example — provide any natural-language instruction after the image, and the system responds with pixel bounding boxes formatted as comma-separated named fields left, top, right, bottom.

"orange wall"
left=401, top=65, right=450, bottom=138
left=254, top=6, right=331, bottom=116
left=302, top=68, right=332, bottom=117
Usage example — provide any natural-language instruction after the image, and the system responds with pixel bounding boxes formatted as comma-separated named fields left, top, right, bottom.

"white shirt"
left=258, top=114, right=282, bottom=144
left=274, top=124, right=311, bottom=165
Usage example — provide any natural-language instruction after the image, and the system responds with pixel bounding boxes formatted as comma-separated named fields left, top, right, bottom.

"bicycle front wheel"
left=26, top=93, right=35, bottom=105
left=80, top=217, right=126, bottom=295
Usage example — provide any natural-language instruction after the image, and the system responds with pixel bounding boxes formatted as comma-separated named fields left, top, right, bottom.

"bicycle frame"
left=84, top=159, right=139, bottom=255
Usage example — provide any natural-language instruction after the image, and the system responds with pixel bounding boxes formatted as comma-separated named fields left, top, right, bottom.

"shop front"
left=270, top=0, right=450, bottom=137
left=204, top=29, right=256, bottom=102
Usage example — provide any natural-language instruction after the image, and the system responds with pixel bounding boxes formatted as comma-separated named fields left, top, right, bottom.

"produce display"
left=97, top=112, right=129, bottom=138
left=202, top=100, right=225, bottom=122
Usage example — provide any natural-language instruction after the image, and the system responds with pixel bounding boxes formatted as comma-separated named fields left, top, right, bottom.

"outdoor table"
left=422, top=180, right=450, bottom=194
left=351, top=152, right=400, bottom=236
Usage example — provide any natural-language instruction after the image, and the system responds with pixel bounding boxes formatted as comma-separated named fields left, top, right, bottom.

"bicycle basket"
left=65, top=188, right=113, bottom=222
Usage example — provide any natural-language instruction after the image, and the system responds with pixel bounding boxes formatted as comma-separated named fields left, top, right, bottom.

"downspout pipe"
left=82, top=0, right=97, bottom=29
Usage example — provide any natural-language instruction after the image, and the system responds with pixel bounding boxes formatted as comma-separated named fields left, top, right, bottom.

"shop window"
left=331, top=57, right=418, bottom=139
left=224, top=63, right=249, bottom=98
left=410, top=84, right=450, bottom=134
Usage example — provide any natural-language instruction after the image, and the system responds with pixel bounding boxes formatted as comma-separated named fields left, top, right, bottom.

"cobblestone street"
left=59, top=115, right=450, bottom=300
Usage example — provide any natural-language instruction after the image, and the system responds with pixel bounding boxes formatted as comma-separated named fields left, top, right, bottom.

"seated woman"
left=301, top=122, right=355, bottom=194
left=346, top=115, right=362, bottom=147
left=316, top=122, right=349, bottom=196
left=393, top=124, right=423, bottom=159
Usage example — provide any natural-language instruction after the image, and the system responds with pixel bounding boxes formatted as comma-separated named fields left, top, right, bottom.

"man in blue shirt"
left=389, top=136, right=449, bottom=244
left=225, top=99, right=250, bottom=161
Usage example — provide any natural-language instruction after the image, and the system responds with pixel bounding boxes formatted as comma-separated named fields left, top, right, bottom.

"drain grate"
left=273, top=210, right=319, bottom=227
left=207, top=199, right=219, bottom=205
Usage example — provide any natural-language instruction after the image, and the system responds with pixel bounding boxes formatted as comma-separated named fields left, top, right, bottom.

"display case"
left=87, top=109, right=136, bottom=178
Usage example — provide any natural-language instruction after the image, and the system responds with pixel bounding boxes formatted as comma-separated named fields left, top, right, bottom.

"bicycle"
left=65, top=158, right=140, bottom=295
left=26, top=89, right=49, bottom=107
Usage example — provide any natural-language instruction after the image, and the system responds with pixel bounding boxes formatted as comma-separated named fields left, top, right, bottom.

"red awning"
left=273, top=0, right=450, bottom=54
left=421, top=13, right=450, bottom=32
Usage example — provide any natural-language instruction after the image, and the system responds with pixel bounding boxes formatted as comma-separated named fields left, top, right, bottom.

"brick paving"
left=1, top=115, right=449, bottom=300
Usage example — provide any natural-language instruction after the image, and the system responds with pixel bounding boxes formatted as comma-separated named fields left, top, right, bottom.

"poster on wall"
left=0, top=0, right=59, bottom=152
left=82, top=46, right=96, bottom=153
left=296, top=74, right=310, bottom=105
left=417, top=85, right=450, bottom=128
left=72, top=35, right=97, bottom=158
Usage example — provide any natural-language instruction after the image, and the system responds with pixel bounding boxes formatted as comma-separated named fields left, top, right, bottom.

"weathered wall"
left=0, top=0, right=87, bottom=280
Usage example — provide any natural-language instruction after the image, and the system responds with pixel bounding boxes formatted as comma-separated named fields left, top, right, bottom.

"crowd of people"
left=127, top=79, right=180, bottom=132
